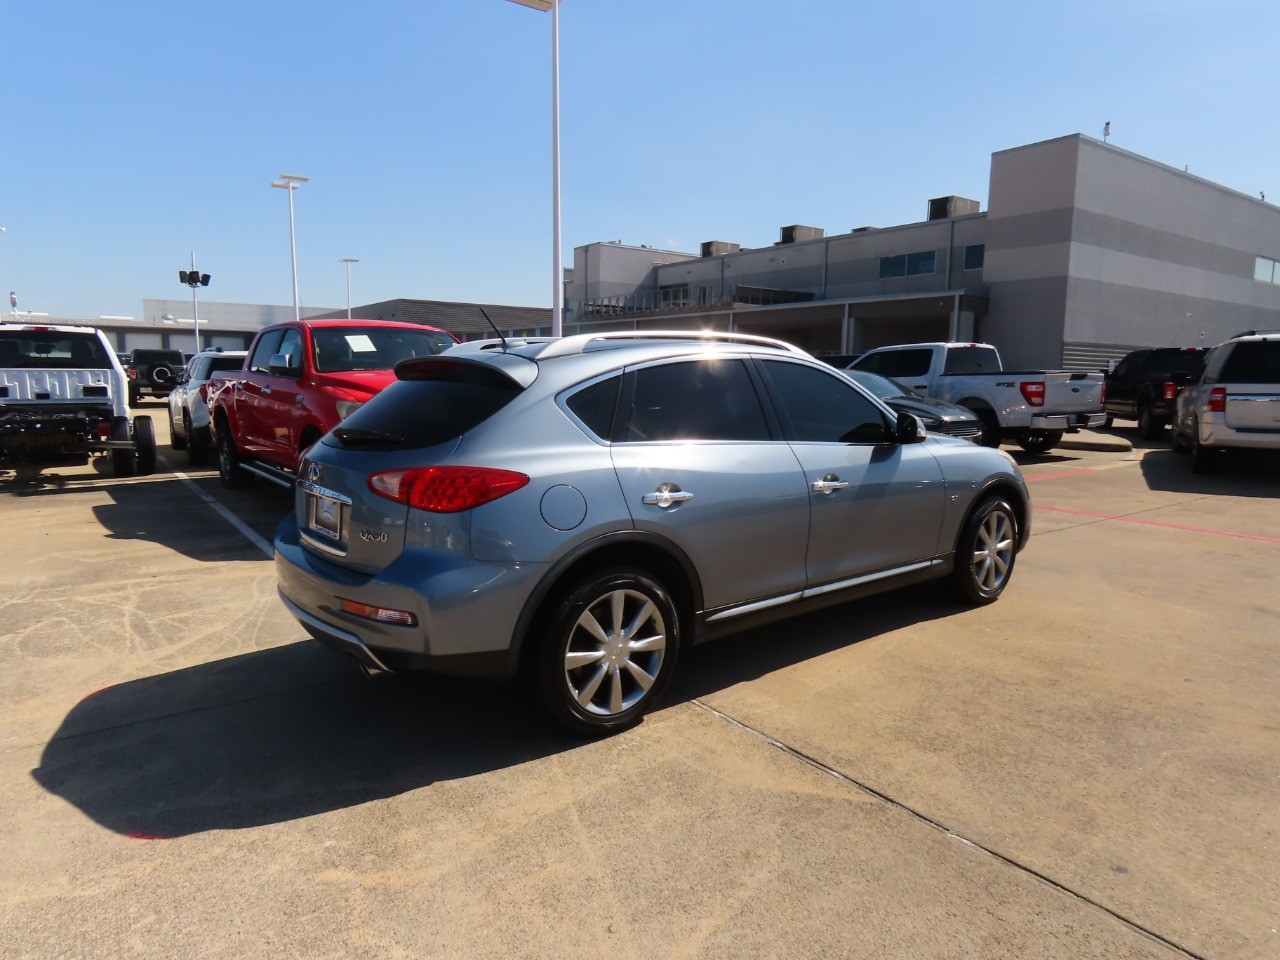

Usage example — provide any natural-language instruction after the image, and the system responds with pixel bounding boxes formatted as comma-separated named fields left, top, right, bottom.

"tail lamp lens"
left=198, top=384, right=208, bottom=403
left=340, top=598, right=417, bottom=627
left=368, top=466, right=529, bottom=513
left=1208, top=387, right=1227, bottom=412
left=1019, top=381, right=1046, bottom=407
left=1163, top=380, right=1176, bottom=401
left=128, top=369, right=138, bottom=381
left=96, top=420, right=112, bottom=440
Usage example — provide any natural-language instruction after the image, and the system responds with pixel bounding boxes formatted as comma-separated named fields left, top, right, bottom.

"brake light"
left=1208, top=387, right=1227, bottom=412
left=128, top=369, right=138, bottom=381
left=1162, top=380, right=1177, bottom=401
left=1019, top=382, right=1046, bottom=407
left=198, top=384, right=208, bottom=402
left=96, top=420, right=112, bottom=440
left=1099, top=380, right=1105, bottom=405
left=368, top=466, right=529, bottom=513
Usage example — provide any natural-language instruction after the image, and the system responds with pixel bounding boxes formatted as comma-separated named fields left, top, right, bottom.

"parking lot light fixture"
left=271, top=174, right=309, bottom=322
left=178, top=253, right=211, bottom=354
left=338, top=258, right=359, bottom=320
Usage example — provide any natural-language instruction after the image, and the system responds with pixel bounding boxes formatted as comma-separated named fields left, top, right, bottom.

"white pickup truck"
left=848, top=342, right=1105, bottom=453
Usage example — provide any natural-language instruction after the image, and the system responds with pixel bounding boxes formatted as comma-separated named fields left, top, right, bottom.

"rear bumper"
left=1029, top=412, right=1106, bottom=431
left=1199, top=415, right=1280, bottom=450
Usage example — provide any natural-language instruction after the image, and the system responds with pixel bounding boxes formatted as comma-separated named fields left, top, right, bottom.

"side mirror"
left=268, top=353, right=300, bottom=377
left=896, top=410, right=926, bottom=444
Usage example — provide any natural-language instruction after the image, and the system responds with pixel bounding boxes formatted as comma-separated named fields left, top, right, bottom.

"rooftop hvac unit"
left=778, top=225, right=824, bottom=245
left=700, top=241, right=741, bottom=258
left=928, top=196, right=981, bottom=221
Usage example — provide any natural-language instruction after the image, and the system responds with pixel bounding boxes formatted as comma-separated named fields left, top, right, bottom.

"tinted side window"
left=621, top=359, right=770, bottom=442
left=762, top=360, right=889, bottom=443
left=277, top=329, right=304, bottom=370
left=249, top=329, right=286, bottom=373
left=1220, top=341, right=1280, bottom=383
left=879, top=349, right=935, bottom=379
left=565, top=376, right=621, bottom=441
left=850, top=352, right=883, bottom=374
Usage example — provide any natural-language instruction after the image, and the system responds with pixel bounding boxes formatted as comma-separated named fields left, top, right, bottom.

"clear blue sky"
left=2, top=0, right=1275, bottom=320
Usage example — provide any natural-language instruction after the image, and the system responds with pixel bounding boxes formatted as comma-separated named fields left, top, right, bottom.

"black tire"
left=1170, top=421, right=1188, bottom=453
left=216, top=429, right=254, bottom=489
left=974, top=409, right=1001, bottom=448
left=1189, top=422, right=1216, bottom=474
left=134, top=416, right=157, bottom=475
left=110, top=417, right=134, bottom=477
left=169, top=408, right=187, bottom=450
left=535, top=569, right=681, bottom=736
left=128, top=385, right=140, bottom=407
left=1103, top=415, right=1115, bottom=430
left=187, top=413, right=210, bottom=466
left=1016, top=430, right=1063, bottom=455
left=950, top=496, right=1019, bottom=605
left=1136, top=401, right=1162, bottom=440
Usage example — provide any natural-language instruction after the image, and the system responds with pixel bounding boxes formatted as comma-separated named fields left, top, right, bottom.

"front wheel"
left=1016, top=430, right=1063, bottom=455
left=1137, top=402, right=1163, bottom=440
left=535, top=570, right=681, bottom=736
left=950, top=497, right=1019, bottom=605
left=217, top=429, right=254, bottom=489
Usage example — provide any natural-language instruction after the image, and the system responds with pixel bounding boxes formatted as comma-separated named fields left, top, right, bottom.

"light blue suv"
left=274, top=332, right=1031, bottom=734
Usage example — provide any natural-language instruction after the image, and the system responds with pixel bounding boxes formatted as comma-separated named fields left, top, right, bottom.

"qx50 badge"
left=360, top=528, right=389, bottom=543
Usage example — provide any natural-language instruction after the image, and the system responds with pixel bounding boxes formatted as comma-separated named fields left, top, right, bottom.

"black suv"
left=1103, top=347, right=1208, bottom=438
left=126, top=349, right=186, bottom=405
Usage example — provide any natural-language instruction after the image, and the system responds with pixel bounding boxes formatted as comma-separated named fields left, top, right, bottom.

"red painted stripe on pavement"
left=125, top=831, right=169, bottom=840
left=1036, top=505, right=1280, bottom=543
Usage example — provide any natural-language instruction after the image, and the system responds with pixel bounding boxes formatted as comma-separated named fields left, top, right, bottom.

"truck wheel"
left=1188, top=421, right=1216, bottom=474
left=1136, top=402, right=1162, bottom=440
left=950, top=496, right=1018, bottom=605
left=168, top=408, right=187, bottom=450
left=1016, top=430, right=1063, bottom=455
left=110, top=417, right=135, bottom=477
left=975, top=410, right=1001, bottom=447
left=134, top=416, right=157, bottom=475
left=535, top=569, right=681, bottom=736
left=128, top=385, right=140, bottom=407
left=217, top=430, right=254, bottom=489
left=186, top=413, right=210, bottom=467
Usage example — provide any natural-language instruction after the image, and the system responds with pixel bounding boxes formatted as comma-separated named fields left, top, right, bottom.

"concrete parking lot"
left=2, top=411, right=1277, bottom=960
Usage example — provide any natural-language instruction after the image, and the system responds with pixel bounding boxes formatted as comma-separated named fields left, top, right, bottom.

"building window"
left=963, top=244, right=985, bottom=271
left=1255, top=256, right=1279, bottom=284
left=659, top=283, right=690, bottom=307
left=879, top=250, right=936, bottom=279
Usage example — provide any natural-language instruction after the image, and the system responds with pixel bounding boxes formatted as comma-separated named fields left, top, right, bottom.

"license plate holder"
left=309, top=492, right=343, bottom=541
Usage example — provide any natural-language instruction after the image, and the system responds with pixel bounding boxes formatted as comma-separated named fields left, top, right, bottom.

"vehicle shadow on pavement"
left=1138, top=447, right=1280, bottom=498
left=32, top=640, right=576, bottom=839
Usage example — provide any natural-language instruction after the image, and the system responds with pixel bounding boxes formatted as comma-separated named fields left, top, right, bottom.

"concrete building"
left=566, top=134, right=1280, bottom=369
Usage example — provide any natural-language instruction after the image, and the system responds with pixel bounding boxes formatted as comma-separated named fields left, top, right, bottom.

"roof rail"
left=1231, top=328, right=1280, bottom=338
left=534, top=330, right=810, bottom=360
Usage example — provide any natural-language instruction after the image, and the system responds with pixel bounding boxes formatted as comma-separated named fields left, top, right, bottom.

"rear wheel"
left=110, top=417, right=134, bottom=477
left=535, top=569, right=681, bottom=736
left=217, top=429, right=253, bottom=489
left=1189, top=421, right=1216, bottom=474
left=1137, top=401, right=1162, bottom=440
left=134, top=416, right=157, bottom=475
left=187, top=413, right=210, bottom=466
left=1016, top=430, right=1063, bottom=455
left=950, top=497, right=1018, bottom=605
left=168, top=408, right=187, bottom=450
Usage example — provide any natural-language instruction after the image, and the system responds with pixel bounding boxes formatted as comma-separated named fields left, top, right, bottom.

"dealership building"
left=564, top=133, right=1280, bottom=369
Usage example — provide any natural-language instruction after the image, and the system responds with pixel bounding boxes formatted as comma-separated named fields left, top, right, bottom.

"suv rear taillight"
left=1162, top=380, right=1177, bottom=401
left=128, top=369, right=138, bottom=381
left=1019, top=382, right=1046, bottom=407
left=368, top=466, right=529, bottom=513
left=1208, top=386, right=1227, bottom=412
left=198, top=384, right=208, bottom=402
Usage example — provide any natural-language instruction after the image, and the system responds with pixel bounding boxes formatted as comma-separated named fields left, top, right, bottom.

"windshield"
left=0, top=331, right=113, bottom=369
left=846, top=369, right=915, bottom=399
left=311, top=327, right=454, bottom=373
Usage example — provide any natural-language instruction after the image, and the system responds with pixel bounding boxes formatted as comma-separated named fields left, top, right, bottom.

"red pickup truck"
left=208, top=319, right=456, bottom=488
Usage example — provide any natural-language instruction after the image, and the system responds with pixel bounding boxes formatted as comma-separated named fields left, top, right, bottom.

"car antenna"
left=477, top=306, right=509, bottom=351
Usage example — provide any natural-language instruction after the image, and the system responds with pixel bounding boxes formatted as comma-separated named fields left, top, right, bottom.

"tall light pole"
left=338, top=258, right=359, bottom=320
left=506, top=0, right=562, bottom=336
left=270, top=173, right=309, bottom=321
left=178, top=253, right=211, bottom=354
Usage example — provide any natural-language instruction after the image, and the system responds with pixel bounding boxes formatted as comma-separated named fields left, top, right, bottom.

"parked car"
left=0, top=323, right=156, bottom=476
left=126, top=348, right=186, bottom=406
left=842, top=369, right=983, bottom=442
left=209, top=319, right=457, bottom=488
left=847, top=342, right=1105, bottom=453
left=1103, top=346, right=1208, bottom=438
left=275, top=331, right=1031, bottom=736
left=167, top=349, right=248, bottom=465
left=1171, top=331, right=1280, bottom=472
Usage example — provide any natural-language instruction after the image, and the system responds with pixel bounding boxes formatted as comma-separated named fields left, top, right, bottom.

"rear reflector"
left=1208, top=386, right=1227, bottom=412
left=340, top=598, right=417, bottom=627
left=1019, top=381, right=1046, bottom=407
left=368, top=465, right=529, bottom=513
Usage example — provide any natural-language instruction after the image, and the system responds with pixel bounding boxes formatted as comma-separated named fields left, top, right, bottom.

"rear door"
left=1220, top=340, right=1280, bottom=432
left=758, top=358, right=946, bottom=588
left=608, top=357, right=811, bottom=614
left=238, top=328, right=286, bottom=456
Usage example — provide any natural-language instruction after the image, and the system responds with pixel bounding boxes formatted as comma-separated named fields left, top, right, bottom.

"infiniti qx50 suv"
left=275, top=332, right=1031, bottom=734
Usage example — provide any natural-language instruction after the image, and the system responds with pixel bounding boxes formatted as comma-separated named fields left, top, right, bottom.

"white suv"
left=1171, top=331, right=1280, bottom=472
left=167, top=350, right=247, bottom=466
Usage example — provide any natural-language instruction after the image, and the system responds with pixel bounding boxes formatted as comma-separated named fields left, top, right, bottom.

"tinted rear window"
left=1220, top=341, right=1280, bottom=383
left=325, top=364, right=521, bottom=450
left=0, top=331, right=112, bottom=369
left=942, top=347, right=1001, bottom=375
left=207, top=356, right=246, bottom=374
left=1142, top=349, right=1205, bottom=378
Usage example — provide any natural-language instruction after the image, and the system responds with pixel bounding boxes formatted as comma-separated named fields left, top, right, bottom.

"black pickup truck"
left=1104, top=347, right=1208, bottom=438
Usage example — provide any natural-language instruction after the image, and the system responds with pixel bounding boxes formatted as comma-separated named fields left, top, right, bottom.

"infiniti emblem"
left=306, top=461, right=321, bottom=483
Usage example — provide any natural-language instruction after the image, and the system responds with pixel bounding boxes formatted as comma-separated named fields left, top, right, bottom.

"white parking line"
left=158, top=455, right=274, bottom=558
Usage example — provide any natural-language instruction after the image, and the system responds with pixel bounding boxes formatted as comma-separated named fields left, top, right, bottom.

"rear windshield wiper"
left=332, top=426, right=404, bottom=445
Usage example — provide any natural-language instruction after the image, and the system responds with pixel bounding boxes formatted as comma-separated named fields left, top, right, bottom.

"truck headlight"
left=335, top=400, right=364, bottom=420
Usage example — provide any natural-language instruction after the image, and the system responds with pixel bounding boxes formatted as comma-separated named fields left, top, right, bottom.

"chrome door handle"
left=812, top=474, right=849, bottom=494
left=642, top=483, right=694, bottom=508
left=261, top=385, right=272, bottom=395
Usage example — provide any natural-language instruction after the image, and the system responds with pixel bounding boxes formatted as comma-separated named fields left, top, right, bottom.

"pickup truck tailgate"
left=1041, top=372, right=1104, bottom=412
left=1224, top=386, right=1280, bottom=431
left=0, top=370, right=114, bottom=403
